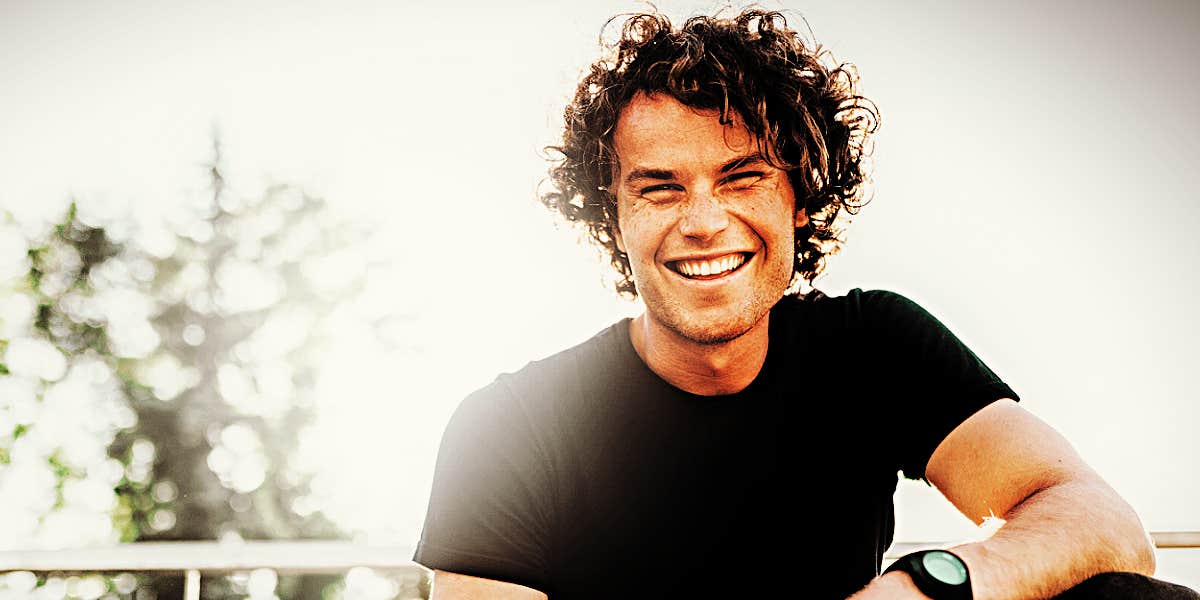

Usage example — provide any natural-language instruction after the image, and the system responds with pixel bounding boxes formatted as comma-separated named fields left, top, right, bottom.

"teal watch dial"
left=921, top=550, right=969, bottom=585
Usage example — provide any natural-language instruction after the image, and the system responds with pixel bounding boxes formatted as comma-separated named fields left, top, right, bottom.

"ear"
left=794, top=208, right=809, bottom=228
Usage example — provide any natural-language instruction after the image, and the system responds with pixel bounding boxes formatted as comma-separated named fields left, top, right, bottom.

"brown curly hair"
left=540, top=9, right=879, bottom=298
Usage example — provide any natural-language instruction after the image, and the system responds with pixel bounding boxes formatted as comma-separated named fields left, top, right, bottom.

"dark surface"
left=1054, top=572, right=1200, bottom=599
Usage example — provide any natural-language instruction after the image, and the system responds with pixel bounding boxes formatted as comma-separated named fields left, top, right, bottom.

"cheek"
left=618, top=212, right=669, bottom=263
left=742, top=204, right=795, bottom=244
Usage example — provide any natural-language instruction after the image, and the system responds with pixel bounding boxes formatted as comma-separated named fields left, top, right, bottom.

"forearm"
left=951, top=476, right=1155, bottom=600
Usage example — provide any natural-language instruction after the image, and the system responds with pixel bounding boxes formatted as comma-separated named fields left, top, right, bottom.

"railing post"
left=184, top=569, right=201, bottom=600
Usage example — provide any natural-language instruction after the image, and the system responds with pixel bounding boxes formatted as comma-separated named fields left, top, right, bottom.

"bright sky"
left=2, top=0, right=1198, bottom=586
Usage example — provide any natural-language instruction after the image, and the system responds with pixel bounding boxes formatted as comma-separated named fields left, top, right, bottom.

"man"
left=415, top=10, right=1191, bottom=600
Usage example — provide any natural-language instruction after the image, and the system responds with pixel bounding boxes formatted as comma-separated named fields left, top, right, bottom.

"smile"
left=665, top=252, right=751, bottom=280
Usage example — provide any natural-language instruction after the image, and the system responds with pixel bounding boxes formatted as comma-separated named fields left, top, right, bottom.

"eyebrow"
left=719, top=153, right=767, bottom=173
left=621, top=153, right=767, bottom=186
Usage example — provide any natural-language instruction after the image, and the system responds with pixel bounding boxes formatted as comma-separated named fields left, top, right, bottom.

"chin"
left=638, top=264, right=792, bottom=346
left=667, top=325, right=746, bottom=346
left=659, top=305, right=765, bottom=346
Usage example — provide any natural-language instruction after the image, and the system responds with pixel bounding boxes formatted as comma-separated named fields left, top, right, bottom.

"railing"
left=888, top=530, right=1200, bottom=556
left=1, top=533, right=1196, bottom=599
left=0, top=541, right=425, bottom=600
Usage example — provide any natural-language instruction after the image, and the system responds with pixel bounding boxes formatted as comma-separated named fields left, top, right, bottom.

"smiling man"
left=614, top=92, right=803, bottom=396
left=413, top=10, right=1192, bottom=600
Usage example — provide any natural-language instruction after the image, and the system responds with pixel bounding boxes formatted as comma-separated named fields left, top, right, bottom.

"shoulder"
left=827, top=288, right=928, bottom=316
left=496, top=319, right=631, bottom=405
left=450, top=320, right=633, bottom=435
left=774, top=288, right=933, bottom=332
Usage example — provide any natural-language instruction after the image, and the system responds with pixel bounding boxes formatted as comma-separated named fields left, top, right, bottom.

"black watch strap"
left=883, top=549, right=973, bottom=600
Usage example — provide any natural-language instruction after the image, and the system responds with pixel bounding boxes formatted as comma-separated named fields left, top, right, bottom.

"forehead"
left=612, top=93, right=757, bottom=171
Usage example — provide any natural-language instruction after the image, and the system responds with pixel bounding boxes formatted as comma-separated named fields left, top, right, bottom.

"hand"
left=847, top=571, right=933, bottom=600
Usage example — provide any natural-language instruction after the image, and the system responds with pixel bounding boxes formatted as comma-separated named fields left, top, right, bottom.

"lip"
left=662, top=250, right=756, bottom=284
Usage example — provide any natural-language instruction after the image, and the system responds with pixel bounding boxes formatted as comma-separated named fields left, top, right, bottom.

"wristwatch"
left=883, top=549, right=972, bottom=600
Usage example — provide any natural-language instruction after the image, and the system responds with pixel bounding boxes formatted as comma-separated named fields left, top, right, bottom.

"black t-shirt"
left=415, top=289, right=1018, bottom=599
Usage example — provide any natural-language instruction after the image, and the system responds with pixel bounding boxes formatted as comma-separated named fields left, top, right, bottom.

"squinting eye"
left=725, top=172, right=764, bottom=187
left=640, top=184, right=685, bottom=200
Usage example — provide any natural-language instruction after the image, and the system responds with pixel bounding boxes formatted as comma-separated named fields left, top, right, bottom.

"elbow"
left=1130, top=530, right=1157, bottom=576
left=1088, top=477, right=1157, bottom=576
left=1084, top=480, right=1157, bottom=577
left=1122, top=500, right=1157, bottom=576
left=1107, top=514, right=1156, bottom=577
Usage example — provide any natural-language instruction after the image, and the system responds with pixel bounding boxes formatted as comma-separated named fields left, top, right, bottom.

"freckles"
left=619, top=197, right=657, bottom=223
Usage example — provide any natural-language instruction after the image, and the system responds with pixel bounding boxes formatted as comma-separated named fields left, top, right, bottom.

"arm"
left=854, top=398, right=1155, bottom=600
left=431, top=570, right=547, bottom=600
left=414, top=381, right=556, bottom=597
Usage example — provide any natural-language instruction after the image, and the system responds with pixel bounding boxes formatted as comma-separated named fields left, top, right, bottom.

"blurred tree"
left=0, top=138, right=397, bottom=599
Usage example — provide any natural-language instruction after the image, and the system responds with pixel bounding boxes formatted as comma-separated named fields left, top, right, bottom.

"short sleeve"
left=413, top=378, right=554, bottom=592
left=856, top=289, right=1019, bottom=481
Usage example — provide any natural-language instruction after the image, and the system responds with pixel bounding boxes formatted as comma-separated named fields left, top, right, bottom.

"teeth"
left=675, top=253, right=746, bottom=277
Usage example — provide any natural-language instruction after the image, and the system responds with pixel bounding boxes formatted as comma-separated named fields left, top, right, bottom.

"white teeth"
left=674, top=253, right=746, bottom=278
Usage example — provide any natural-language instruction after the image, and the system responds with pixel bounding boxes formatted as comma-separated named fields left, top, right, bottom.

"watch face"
left=921, top=551, right=968, bottom=585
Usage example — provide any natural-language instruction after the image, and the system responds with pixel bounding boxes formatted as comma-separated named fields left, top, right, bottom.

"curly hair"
left=540, top=9, right=879, bottom=298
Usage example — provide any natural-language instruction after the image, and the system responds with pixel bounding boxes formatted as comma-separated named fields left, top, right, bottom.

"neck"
left=628, top=313, right=770, bottom=396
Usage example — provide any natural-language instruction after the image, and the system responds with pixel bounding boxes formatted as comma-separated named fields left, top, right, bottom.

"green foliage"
left=113, top=494, right=139, bottom=543
left=0, top=138, right=373, bottom=598
left=25, top=248, right=44, bottom=290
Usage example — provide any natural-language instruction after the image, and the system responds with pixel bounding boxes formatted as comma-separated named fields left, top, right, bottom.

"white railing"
left=0, top=541, right=424, bottom=600
left=887, top=530, right=1200, bottom=556
left=1, top=533, right=1196, bottom=599
left=0, top=541, right=418, bottom=574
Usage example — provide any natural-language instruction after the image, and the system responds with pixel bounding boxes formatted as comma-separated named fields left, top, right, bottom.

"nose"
left=677, top=192, right=729, bottom=240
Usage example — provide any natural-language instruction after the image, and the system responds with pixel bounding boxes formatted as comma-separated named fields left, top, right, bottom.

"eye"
left=724, top=171, right=765, bottom=188
left=639, top=184, right=685, bottom=202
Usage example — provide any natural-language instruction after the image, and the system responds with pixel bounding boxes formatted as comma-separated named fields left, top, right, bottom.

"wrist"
left=877, top=571, right=932, bottom=599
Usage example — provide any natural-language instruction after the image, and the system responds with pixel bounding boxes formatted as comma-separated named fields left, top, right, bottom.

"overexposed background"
left=2, top=0, right=1197, bottom=589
